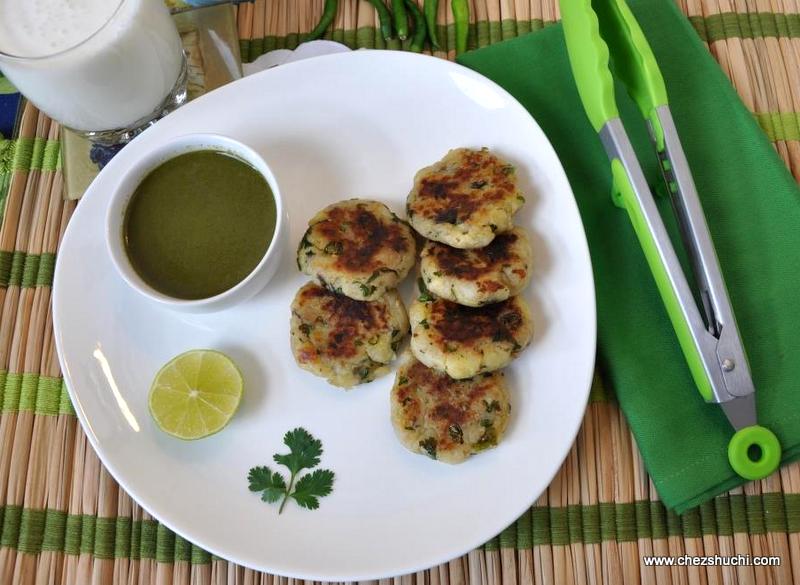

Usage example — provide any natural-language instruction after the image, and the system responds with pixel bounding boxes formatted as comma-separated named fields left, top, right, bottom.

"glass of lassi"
left=0, top=0, right=187, bottom=145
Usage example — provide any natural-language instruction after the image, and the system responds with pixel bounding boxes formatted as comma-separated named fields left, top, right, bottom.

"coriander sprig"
left=247, top=428, right=335, bottom=513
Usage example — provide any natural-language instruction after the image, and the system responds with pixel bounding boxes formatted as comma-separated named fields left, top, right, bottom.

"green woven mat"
left=1, top=1, right=799, bottom=584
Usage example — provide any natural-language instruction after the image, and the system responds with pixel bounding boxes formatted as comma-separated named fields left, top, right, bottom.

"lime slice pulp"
left=148, top=349, right=243, bottom=440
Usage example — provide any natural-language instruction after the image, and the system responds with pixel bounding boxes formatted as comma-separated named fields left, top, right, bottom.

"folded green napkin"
left=458, top=0, right=800, bottom=512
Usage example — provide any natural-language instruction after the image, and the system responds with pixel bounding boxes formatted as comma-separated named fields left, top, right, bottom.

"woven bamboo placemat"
left=1, top=1, right=799, bottom=584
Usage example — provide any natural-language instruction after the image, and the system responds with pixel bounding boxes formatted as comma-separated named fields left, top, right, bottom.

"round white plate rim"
left=53, top=50, right=597, bottom=581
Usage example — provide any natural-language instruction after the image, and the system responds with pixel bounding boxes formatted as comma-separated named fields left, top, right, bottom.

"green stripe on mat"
left=582, top=502, right=601, bottom=543
left=240, top=19, right=555, bottom=62
left=239, top=12, right=800, bottom=64
left=589, top=371, right=612, bottom=402
left=490, top=495, right=799, bottom=550
left=689, top=12, right=800, bottom=43
left=0, top=136, right=60, bottom=227
left=0, top=251, right=56, bottom=288
left=755, top=112, right=800, bottom=142
left=2, top=496, right=797, bottom=560
left=0, top=73, right=16, bottom=95
left=0, top=137, right=14, bottom=225
left=0, top=371, right=74, bottom=415
left=12, top=137, right=34, bottom=172
left=550, top=506, right=569, bottom=545
left=515, top=508, right=532, bottom=548
left=0, top=507, right=209, bottom=562
left=0, top=138, right=61, bottom=175
left=699, top=500, right=717, bottom=535
left=0, top=137, right=13, bottom=174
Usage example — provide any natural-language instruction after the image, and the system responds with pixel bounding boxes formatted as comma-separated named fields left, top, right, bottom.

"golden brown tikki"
left=406, top=148, right=525, bottom=249
left=391, top=355, right=511, bottom=464
left=297, top=199, right=416, bottom=301
left=409, top=290, right=533, bottom=379
left=290, top=282, right=408, bottom=388
left=420, top=227, right=532, bottom=307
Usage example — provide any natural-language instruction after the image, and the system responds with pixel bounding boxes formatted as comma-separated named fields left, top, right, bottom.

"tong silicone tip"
left=727, top=425, right=781, bottom=480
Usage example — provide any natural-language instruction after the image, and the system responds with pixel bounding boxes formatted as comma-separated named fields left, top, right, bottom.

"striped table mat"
left=1, top=1, right=799, bottom=584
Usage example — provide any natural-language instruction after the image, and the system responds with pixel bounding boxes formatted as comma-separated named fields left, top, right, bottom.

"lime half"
left=148, top=350, right=243, bottom=440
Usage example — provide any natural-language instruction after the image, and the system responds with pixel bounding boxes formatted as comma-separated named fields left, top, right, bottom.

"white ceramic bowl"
left=106, top=133, right=285, bottom=312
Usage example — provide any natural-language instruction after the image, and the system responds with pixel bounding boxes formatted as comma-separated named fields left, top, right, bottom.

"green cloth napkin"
left=458, top=0, right=800, bottom=512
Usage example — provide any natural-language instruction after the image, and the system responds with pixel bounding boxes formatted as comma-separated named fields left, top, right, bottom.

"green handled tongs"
left=559, top=0, right=782, bottom=480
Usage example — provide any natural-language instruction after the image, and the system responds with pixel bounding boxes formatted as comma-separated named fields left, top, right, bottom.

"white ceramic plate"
left=53, top=51, right=596, bottom=581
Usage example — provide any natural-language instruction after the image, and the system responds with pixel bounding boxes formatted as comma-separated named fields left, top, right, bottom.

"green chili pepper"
left=404, top=0, right=427, bottom=52
left=423, top=0, right=440, bottom=49
left=451, top=0, right=468, bottom=55
left=306, top=0, right=338, bottom=41
left=366, top=0, right=394, bottom=40
left=393, top=0, right=409, bottom=40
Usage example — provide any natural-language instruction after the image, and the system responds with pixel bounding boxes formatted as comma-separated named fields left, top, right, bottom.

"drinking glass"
left=0, top=0, right=188, bottom=145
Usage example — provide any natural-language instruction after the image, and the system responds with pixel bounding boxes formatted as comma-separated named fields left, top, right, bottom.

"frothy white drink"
left=0, top=0, right=184, bottom=132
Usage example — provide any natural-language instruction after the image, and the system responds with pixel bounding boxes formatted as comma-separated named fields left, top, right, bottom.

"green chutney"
left=123, top=150, right=276, bottom=300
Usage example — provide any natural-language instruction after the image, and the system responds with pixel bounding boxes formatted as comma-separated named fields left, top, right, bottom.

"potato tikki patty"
left=406, top=148, right=525, bottom=249
left=290, top=282, right=409, bottom=388
left=409, top=292, right=533, bottom=379
left=420, top=227, right=532, bottom=307
left=391, top=355, right=511, bottom=464
left=297, top=199, right=416, bottom=301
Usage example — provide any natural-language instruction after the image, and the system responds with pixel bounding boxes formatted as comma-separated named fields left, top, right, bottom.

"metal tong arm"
left=600, top=120, right=714, bottom=402
left=602, top=116, right=754, bottom=406
left=560, top=0, right=781, bottom=480
left=558, top=0, right=755, bottom=405
left=651, top=106, right=756, bottom=403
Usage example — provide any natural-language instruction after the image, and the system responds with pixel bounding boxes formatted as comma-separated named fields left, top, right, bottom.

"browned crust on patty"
left=293, top=283, right=389, bottom=361
left=396, top=360, right=499, bottom=427
left=425, top=297, right=528, bottom=348
left=392, top=357, right=510, bottom=462
left=408, top=148, right=517, bottom=226
left=427, top=232, right=522, bottom=281
left=305, top=200, right=413, bottom=274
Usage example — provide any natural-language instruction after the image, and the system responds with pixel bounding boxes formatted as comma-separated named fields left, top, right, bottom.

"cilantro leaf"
left=367, top=267, right=398, bottom=283
left=290, top=469, right=335, bottom=510
left=248, top=428, right=334, bottom=514
left=247, top=466, right=287, bottom=503
left=273, top=427, right=322, bottom=474
left=417, top=278, right=435, bottom=302
left=359, top=283, right=377, bottom=297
